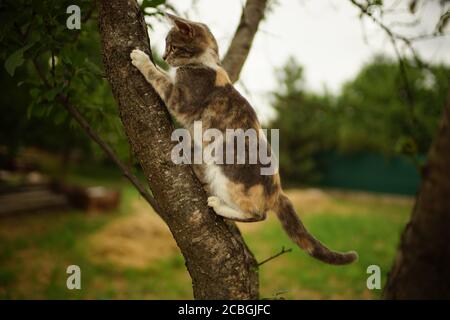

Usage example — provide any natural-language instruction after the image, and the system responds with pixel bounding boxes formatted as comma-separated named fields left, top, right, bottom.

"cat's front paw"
left=130, top=49, right=151, bottom=69
left=207, top=196, right=221, bottom=209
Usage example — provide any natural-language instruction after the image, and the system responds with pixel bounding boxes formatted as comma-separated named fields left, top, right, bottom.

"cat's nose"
left=162, top=53, right=168, bottom=61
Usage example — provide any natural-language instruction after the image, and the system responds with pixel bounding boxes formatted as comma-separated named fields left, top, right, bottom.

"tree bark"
left=98, top=0, right=258, bottom=299
left=222, top=0, right=268, bottom=83
left=383, top=87, right=450, bottom=299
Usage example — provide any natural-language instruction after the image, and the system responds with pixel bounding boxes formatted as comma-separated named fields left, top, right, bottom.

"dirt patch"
left=88, top=199, right=178, bottom=269
left=284, top=188, right=334, bottom=214
left=285, top=188, right=413, bottom=216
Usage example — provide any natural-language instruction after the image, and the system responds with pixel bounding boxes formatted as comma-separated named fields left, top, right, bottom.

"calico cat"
left=130, top=13, right=357, bottom=265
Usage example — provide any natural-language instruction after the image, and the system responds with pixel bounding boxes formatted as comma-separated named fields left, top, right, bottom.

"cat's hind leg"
left=207, top=196, right=266, bottom=222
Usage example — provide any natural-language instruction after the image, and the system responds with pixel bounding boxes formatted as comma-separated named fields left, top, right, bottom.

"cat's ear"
left=165, top=13, right=195, bottom=37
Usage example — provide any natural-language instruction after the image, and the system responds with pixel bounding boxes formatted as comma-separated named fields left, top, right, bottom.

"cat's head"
left=163, top=13, right=219, bottom=68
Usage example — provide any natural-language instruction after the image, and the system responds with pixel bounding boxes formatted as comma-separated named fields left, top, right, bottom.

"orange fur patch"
left=228, top=182, right=265, bottom=215
left=215, top=67, right=231, bottom=87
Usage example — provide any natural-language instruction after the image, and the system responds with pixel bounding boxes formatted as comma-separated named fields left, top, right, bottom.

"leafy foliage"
left=0, top=0, right=168, bottom=165
left=271, top=56, right=449, bottom=184
left=336, top=55, right=449, bottom=155
left=271, top=57, right=337, bottom=184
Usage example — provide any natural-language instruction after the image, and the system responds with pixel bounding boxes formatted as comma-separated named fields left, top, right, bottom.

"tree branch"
left=258, top=246, right=292, bottom=267
left=31, top=59, right=51, bottom=88
left=348, top=0, right=423, bottom=65
left=31, top=59, right=160, bottom=214
left=57, top=95, right=161, bottom=213
left=222, top=0, right=268, bottom=83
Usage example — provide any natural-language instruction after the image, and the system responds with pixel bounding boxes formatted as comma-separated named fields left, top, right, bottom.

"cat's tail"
left=274, top=193, right=358, bottom=265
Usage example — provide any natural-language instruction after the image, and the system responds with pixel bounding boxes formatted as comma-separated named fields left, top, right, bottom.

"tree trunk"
left=383, top=87, right=450, bottom=299
left=98, top=0, right=258, bottom=299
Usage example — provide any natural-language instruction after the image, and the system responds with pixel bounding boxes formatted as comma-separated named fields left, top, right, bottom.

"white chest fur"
left=168, top=67, right=178, bottom=83
left=204, top=164, right=232, bottom=206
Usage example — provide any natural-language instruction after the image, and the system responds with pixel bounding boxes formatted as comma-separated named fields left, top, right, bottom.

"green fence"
left=318, top=152, right=421, bottom=196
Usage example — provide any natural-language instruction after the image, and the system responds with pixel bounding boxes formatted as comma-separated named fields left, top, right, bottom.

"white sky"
left=146, top=0, right=450, bottom=123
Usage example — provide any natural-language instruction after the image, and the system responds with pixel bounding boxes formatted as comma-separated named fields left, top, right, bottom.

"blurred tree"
left=347, top=0, right=450, bottom=299
left=271, top=55, right=449, bottom=185
left=383, top=88, right=450, bottom=299
left=271, top=57, right=337, bottom=184
left=337, top=55, right=449, bottom=158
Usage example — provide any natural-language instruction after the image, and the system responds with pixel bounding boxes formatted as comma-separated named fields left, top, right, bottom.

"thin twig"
left=348, top=0, right=423, bottom=64
left=388, top=36, right=415, bottom=108
left=258, top=246, right=292, bottom=267
left=31, top=59, right=161, bottom=214
left=348, top=0, right=423, bottom=162
left=408, top=32, right=450, bottom=41
left=57, top=94, right=161, bottom=213
left=32, top=59, right=51, bottom=88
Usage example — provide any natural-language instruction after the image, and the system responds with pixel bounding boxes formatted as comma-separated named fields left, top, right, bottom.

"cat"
left=130, top=13, right=357, bottom=265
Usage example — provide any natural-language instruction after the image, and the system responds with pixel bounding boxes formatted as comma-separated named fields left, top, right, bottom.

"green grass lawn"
left=0, top=176, right=412, bottom=299
left=249, top=196, right=410, bottom=299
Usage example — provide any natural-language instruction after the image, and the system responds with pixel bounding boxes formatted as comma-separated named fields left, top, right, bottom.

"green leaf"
left=27, top=101, right=35, bottom=119
left=83, top=58, right=103, bottom=77
left=141, top=0, right=166, bottom=9
left=4, top=43, right=35, bottom=76
left=29, top=87, right=41, bottom=98
left=43, top=87, right=61, bottom=101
